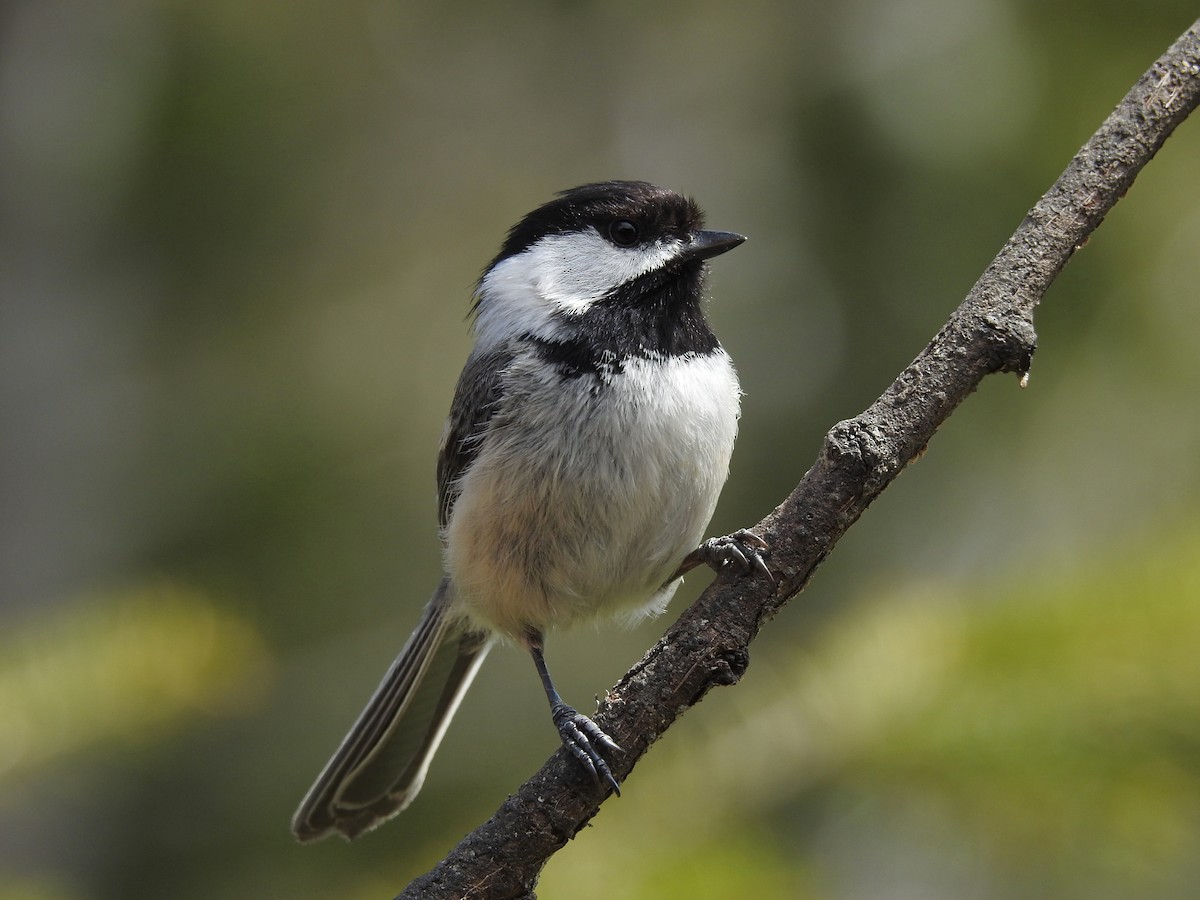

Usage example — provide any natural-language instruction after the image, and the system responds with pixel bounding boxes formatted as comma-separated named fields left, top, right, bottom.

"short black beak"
left=680, top=230, right=746, bottom=263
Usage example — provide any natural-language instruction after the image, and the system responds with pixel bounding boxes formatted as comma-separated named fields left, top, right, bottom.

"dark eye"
left=608, top=219, right=640, bottom=247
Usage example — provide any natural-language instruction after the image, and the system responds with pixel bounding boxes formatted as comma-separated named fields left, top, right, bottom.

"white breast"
left=444, top=349, right=741, bottom=639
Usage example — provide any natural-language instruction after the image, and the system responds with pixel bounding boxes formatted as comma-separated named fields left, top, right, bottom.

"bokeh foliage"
left=1, top=2, right=1197, bottom=897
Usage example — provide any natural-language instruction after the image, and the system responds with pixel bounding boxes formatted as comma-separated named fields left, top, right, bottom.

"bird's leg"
left=670, top=528, right=771, bottom=583
left=528, top=632, right=621, bottom=796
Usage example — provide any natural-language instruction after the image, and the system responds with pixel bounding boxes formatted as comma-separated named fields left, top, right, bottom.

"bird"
left=291, top=180, right=766, bottom=842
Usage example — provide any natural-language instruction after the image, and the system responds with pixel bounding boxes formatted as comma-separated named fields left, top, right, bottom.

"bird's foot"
left=551, top=701, right=621, bottom=796
left=683, top=529, right=771, bottom=581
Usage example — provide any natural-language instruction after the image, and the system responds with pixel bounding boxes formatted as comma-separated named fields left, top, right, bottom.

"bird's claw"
left=693, top=529, right=772, bottom=581
left=551, top=702, right=621, bottom=796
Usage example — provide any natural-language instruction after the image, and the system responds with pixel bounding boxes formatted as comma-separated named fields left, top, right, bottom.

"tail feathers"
left=292, top=578, right=492, bottom=842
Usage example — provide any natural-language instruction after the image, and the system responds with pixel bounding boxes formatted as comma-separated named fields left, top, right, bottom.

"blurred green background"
left=2, top=2, right=1198, bottom=898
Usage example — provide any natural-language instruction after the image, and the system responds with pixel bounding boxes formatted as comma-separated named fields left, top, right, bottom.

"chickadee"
left=292, top=181, right=764, bottom=842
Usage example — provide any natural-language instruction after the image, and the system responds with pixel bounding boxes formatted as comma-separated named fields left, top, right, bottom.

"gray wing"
left=436, top=345, right=514, bottom=532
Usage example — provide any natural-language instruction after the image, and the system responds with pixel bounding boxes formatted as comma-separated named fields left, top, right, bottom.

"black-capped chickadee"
left=292, top=181, right=765, bottom=842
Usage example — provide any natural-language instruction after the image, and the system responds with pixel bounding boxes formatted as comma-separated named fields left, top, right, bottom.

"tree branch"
left=399, top=21, right=1200, bottom=899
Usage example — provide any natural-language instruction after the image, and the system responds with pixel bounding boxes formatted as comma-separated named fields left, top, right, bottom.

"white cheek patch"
left=528, top=228, right=683, bottom=313
left=473, top=259, right=562, bottom=349
left=475, top=229, right=684, bottom=348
